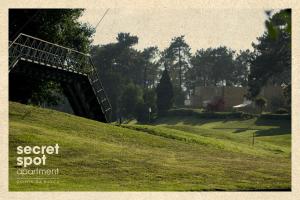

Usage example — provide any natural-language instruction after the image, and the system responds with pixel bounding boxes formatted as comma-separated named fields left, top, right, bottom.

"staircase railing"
left=9, top=33, right=112, bottom=122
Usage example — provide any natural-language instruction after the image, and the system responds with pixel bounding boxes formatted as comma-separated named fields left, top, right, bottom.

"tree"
left=9, top=9, right=94, bottom=53
left=142, top=47, right=161, bottom=89
left=9, top=9, right=95, bottom=105
left=189, top=46, right=237, bottom=87
left=233, top=50, right=254, bottom=87
left=91, top=33, right=157, bottom=120
left=143, top=88, right=157, bottom=114
left=161, top=36, right=191, bottom=106
left=248, top=9, right=291, bottom=98
left=120, top=83, right=143, bottom=118
left=255, top=97, right=267, bottom=114
left=156, top=69, right=174, bottom=114
left=135, top=88, right=157, bottom=123
left=91, top=32, right=163, bottom=120
left=135, top=101, right=149, bottom=123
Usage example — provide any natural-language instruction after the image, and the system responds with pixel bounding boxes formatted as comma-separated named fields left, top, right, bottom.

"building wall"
left=191, top=86, right=285, bottom=111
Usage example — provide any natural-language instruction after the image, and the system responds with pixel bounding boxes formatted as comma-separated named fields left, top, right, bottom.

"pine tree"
left=156, top=69, right=174, bottom=114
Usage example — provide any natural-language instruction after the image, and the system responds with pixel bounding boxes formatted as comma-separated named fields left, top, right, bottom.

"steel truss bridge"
left=9, top=33, right=112, bottom=122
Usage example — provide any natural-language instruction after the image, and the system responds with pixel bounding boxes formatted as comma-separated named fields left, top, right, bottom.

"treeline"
left=9, top=9, right=291, bottom=121
left=91, top=10, right=291, bottom=121
left=91, top=34, right=253, bottom=120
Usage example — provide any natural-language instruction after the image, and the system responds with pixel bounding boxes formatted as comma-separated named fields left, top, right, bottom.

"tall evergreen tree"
left=248, top=9, right=291, bottom=98
left=156, top=69, right=174, bottom=114
left=161, top=35, right=191, bottom=106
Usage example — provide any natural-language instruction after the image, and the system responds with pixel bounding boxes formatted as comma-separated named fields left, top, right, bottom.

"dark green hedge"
left=163, top=109, right=243, bottom=119
left=260, top=113, right=291, bottom=120
left=162, top=108, right=291, bottom=120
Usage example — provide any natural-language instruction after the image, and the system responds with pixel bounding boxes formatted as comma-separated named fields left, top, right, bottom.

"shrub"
left=135, top=101, right=149, bottom=123
left=270, top=96, right=285, bottom=112
left=164, top=109, right=244, bottom=119
left=260, top=113, right=291, bottom=120
left=206, top=98, right=225, bottom=112
left=143, top=88, right=157, bottom=114
left=120, top=83, right=143, bottom=118
left=275, top=108, right=289, bottom=114
left=255, top=96, right=267, bottom=114
left=173, top=86, right=186, bottom=106
left=241, top=112, right=254, bottom=119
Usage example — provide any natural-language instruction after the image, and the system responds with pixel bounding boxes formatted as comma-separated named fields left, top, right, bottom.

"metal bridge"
left=9, top=33, right=112, bottom=122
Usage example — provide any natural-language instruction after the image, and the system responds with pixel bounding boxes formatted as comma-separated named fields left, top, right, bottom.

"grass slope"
left=9, top=102, right=291, bottom=191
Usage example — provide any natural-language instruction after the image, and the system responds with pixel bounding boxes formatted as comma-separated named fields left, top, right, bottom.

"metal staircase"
left=9, top=33, right=112, bottom=122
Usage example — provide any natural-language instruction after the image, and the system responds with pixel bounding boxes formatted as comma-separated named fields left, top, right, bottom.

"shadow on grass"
left=213, top=118, right=291, bottom=136
left=154, top=115, right=291, bottom=137
left=153, top=116, right=246, bottom=126
left=213, top=127, right=259, bottom=133
left=254, top=117, right=291, bottom=137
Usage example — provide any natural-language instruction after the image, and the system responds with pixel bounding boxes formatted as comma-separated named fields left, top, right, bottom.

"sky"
left=79, top=8, right=268, bottom=53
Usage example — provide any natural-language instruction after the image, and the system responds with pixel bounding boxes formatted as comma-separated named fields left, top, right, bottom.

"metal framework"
left=9, top=33, right=112, bottom=122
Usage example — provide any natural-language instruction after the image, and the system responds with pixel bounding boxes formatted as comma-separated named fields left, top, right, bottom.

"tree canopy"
left=10, top=9, right=292, bottom=120
left=156, top=69, right=174, bottom=114
left=248, top=9, right=291, bottom=98
left=9, top=9, right=95, bottom=105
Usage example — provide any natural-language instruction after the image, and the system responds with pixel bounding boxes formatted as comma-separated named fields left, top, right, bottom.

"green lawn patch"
left=9, top=102, right=291, bottom=191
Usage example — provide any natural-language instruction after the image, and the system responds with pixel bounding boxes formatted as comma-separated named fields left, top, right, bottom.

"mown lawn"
left=9, top=102, right=291, bottom=191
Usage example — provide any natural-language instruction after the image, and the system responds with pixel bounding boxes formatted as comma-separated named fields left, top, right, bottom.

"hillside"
left=9, top=102, right=291, bottom=191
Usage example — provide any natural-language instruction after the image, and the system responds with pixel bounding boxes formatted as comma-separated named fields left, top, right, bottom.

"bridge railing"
left=9, top=33, right=92, bottom=74
left=9, top=33, right=112, bottom=122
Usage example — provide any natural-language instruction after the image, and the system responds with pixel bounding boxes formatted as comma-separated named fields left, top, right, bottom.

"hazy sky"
left=79, top=8, right=268, bottom=52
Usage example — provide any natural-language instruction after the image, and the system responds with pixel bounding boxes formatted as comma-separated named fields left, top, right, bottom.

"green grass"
left=9, top=102, right=291, bottom=191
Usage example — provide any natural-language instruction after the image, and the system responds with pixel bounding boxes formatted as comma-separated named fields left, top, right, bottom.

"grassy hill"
left=9, top=102, right=291, bottom=191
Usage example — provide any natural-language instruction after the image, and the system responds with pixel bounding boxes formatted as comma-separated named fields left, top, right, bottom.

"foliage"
left=143, top=88, right=157, bottom=114
left=91, top=33, right=161, bottom=120
left=135, top=101, right=149, bottom=123
left=260, top=113, right=291, bottom=120
left=269, top=96, right=285, bottom=112
left=163, top=108, right=244, bottom=119
left=30, top=81, right=63, bottom=106
left=9, top=9, right=95, bottom=105
left=173, top=86, right=186, bottom=106
left=9, top=9, right=95, bottom=53
left=120, top=83, right=143, bottom=118
left=255, top=97, right=267, bottom=114
left=248, top=9, right=291, bottom=98
left=142, top=47, right=161, bottom=89
left=206, top=98, right=225, bottom=112
left=275, top=108, right=289, bottom=114
left=189, top=47, right=251, bottom=88
left=161, top=36, right=191, bottom=87
left=283, top=83, right=291, bottom=110
left=156, top=69, right=174, bottom=114
left=161, top=36, right=191, bottom=106
left=135, top=89, right=157, bottom=123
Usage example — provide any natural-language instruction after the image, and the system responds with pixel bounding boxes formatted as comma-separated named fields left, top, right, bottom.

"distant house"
left=190, top=85, right=285, bottom=112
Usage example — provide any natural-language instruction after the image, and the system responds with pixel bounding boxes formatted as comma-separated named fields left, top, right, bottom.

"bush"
left=135, top=102, right=149, bottom=123
left=164, top=109, right=244, bottom=119
left=241, top=112, right=254, bottom=119
left=260, top=113, right=291, bottom=120
left=275, top=108, right=289, bottom=114
left=120, top=83, right=143, bottom=118
left=143, top=88, right=157, bottom=114
left=270, top=96, right=285, bottom=112
left=173, top=86, right=186, bottom=106
left=206, top=98, right=225, bottom=112
left=255, top=96, right=267, bottom=114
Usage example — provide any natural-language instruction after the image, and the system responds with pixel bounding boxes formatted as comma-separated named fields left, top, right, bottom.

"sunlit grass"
left=9, top=102, right=291, bottom=191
